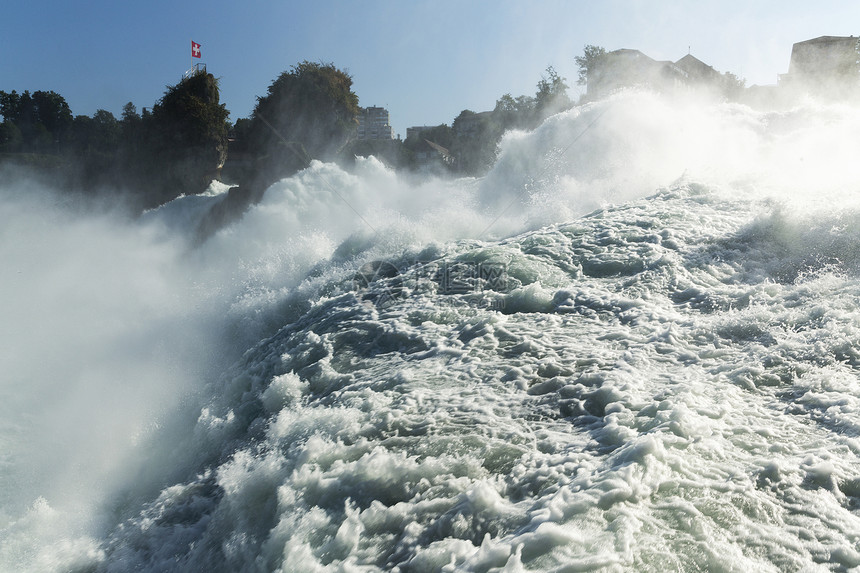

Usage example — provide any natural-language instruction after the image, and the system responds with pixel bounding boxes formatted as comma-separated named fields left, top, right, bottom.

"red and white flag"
left=191, top=41, right=202, bottom=58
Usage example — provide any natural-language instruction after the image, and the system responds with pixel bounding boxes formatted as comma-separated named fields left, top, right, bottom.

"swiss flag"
left=192, top=41, right=202, bottom=58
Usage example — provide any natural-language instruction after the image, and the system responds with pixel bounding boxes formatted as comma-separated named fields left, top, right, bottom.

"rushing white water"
left=4, top=92, right=860, bottom=572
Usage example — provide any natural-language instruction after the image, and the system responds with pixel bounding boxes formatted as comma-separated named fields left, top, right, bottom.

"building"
left=357, top=106, right=395, bottom=140
left=584, top=48, right=739, bottom=101
left=586, top=49, right=687, bottom=100
left=403, top=125, right=455, bottom=170
left=452, top=111, right=494, bottom=139
left=779, top=36, right=860, bottom=96
left=674, top=54, right=721, bottom=85
left=406, top=125, right=435, bottom=141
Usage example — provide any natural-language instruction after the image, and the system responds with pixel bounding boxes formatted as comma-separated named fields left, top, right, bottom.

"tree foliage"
left=493, top=93, right=535, bottom=130
left=0, top=120, right=22, bottom=152
left=233, top=61, right=360, bottom=191
left=0, top=89, right=73, bottom=151
left=1, top=52, right=753, bottom=211
left=138, top=71, right=230, bottom=204
left=721, top=72, right=746, bottom=100
left=152, top=72, right=229, bottom=155
left=249, top=61, right=359, bottom=161
left=449, top=111, right=502, bottom=175
left=535, top=66, right=572, bottom=119
left=1, top=73, right=229, bottom=208
left=443, top=67, right=571, bottom=176
left=575, top=45, right=607, bottom=86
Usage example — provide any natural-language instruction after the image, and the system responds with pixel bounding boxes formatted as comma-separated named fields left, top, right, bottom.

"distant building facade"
left=675, top=54, right=721, bottom=85
left=357, top=106, right=395, bottom=140
left=452, top=111, right=493, bottom=139
left=585, top=49, right=732, bottom=101
left=779, top=36, right=860, bottom=96
left=406, top=125, right=435, bottom=141
left=586, top=49, right=687, bottom=100
left=403, top=125, right=455, bottom=170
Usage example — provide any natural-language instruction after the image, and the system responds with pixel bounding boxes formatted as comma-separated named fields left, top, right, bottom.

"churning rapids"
left=5, top=92, right=860, bottom=572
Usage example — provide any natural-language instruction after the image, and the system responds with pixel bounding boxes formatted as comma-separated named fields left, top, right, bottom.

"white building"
left=357, top=106, right=395, bottom=140
left=779, top=36, right=860, bottom=97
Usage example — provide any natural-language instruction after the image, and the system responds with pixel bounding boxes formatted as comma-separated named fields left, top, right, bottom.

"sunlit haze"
left=6, top=2, right=860, bottom=571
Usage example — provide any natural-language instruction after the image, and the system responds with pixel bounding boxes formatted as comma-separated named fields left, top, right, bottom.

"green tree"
left=0, top=120, right=22, bottom=152
left=0, top=91, right=21, bottom=122
left=0, top=89, right=72, bottom=152
left=535, top=66, right=571, bottom=120
left=721, top=72, right=746, bottom=101
left=119, top=102, right=142, bottom=156
left=493, top=93, right=535, bottom=130
left=231, top=117, right=252, bottom=141
left=137, top=70, right=230, bottom=205
left=120, top=101, right=141, bottom=136
left=575, top=45, right=607, bottom=86
left=70, top=114, right=94, bottom=151
left=90, top=109, right=120, bottom=153
left=31, top=91, right=73, bottom=147
left=66, top=111, right=121, bottom=191
left=450, top=111, right=501, bottom=175
left=151, top=71, right=229, bottom=157
left=121, top=101, right=140, bottom=123
left=249, top=61, right=360, bottom=167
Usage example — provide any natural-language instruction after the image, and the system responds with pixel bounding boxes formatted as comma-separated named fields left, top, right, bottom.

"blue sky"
left=2, top=1, right=859, bottom=137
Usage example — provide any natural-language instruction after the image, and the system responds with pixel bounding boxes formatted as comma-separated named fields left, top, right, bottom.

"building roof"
left=606, top=48, right=654, bottom=61
left=675, top=53, right=712, bottom=69
left=793, top=35, right=857, bottom=45
left=675, top=53, right=720, bottom=81
left=788, top=35, right=860, bottom=76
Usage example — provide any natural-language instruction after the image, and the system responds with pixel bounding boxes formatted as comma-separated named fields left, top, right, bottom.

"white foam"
left=5, top=92, right=860, bottom=571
